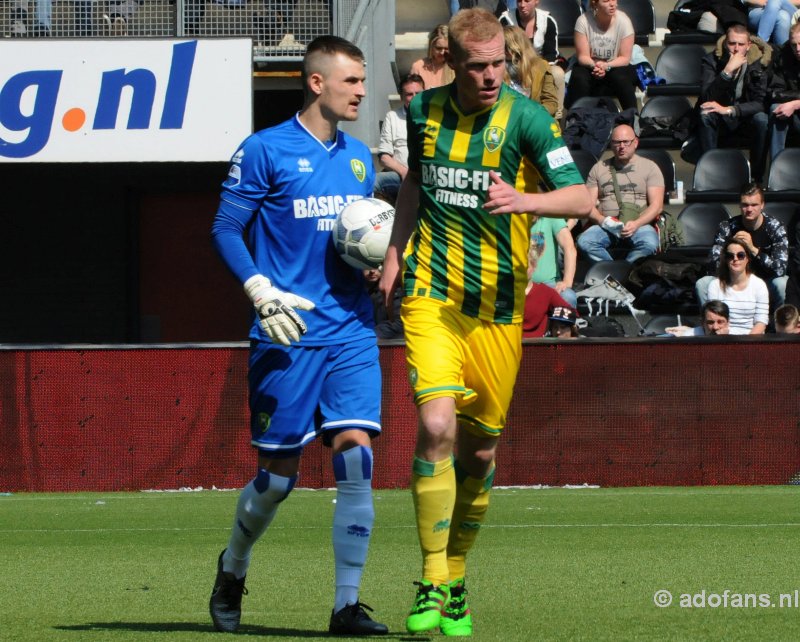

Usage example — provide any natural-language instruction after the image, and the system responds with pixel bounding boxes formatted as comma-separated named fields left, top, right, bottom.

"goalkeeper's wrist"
left=244, top=274, right=272, bottom=302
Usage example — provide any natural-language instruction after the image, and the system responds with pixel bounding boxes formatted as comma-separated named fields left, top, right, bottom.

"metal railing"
left=3, top=0, right=332, bottom=48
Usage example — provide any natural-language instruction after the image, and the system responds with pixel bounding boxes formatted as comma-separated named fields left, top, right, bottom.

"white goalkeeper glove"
left=601, top=215, right=624, bottom=238
left=243, top=275, right=315, bottom=346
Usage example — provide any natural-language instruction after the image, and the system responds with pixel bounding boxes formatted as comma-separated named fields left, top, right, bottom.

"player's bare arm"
left=379, top=169, right=420, bottom=313
left=483, top=171, right=592, bottom=218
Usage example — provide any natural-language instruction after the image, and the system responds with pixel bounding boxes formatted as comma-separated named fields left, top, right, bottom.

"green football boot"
left=439, top=578, right=473, bottom=636
left=405, top=580, right=449, bottom=633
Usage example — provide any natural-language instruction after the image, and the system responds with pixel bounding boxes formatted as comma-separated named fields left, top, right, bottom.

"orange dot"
left=62, top=108, right=86, bottom=132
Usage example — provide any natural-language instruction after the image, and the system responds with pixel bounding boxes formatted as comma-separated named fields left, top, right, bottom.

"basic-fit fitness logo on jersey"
left=0, top=41, right=196, bottom=159
left=421, top=164, right=495, bottom=208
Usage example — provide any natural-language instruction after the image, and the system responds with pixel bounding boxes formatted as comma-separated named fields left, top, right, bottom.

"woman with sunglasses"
left=707, top=238, right=769, bottom=334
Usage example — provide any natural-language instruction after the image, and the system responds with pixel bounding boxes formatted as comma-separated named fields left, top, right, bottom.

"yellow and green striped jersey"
left=405, top=83, right=583, bottom=324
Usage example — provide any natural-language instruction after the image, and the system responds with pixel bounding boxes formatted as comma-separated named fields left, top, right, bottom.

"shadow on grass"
left=54, top=622, right=428, bottom=640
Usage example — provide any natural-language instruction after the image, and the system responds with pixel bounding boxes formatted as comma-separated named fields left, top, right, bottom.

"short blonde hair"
left=448, top=7, right=503, bottom=62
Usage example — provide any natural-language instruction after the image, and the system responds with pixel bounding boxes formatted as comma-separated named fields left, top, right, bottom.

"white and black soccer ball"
left=332, top=197, right=395, bottom=270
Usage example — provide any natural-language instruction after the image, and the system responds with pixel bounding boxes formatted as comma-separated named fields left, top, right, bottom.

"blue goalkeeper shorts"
left=248, top=337, right=382, bottom=457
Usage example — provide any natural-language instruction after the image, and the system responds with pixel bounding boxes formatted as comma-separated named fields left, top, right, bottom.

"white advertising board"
left=0, top=38, right=253, bottom=162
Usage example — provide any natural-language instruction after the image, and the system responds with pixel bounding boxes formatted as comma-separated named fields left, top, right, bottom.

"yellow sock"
left=446, top=460, right=495, bottom=580
left=412, top=456, right=455, bottom=585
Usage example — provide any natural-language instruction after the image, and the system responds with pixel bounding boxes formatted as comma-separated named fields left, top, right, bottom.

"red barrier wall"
left=1, top=341, right=798, bottom=491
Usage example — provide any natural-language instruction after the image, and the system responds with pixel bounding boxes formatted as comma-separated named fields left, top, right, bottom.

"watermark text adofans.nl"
left=654, top=589, right=800, bottom=609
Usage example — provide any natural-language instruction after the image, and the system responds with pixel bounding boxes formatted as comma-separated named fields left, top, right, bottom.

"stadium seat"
left=636, top=148, right=676, bottom=202
left=618, top=0, right=655, bottom=46
left=580, top=259, right=633, bottom=286
left=685, top=149, right=751, bottom=203
left=663, top=0, right=722, bottom=45
left=675, top=202, right=730, bottom=256
left=645, top=44, right=707, bottom=98
left=638, top=95, right=694, bottom=149
left=763, top=201, right=800, bottom=243
left=642, top=313, right=699, bottom=335
left=538, top=0, right=582, bottom=48
left=567, top=95, right=621, bottom=113
left=766, top=148, right=800, bottom=202
left=569, top=147, right=599, bottom=180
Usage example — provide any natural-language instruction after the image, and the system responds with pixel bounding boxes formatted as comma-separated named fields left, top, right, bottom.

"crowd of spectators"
left=371, top=0, right=800, bottom=339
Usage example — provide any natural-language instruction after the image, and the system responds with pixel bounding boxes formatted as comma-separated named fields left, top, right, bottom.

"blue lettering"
left=160, top=40, right=196, bottom=129
left=0, top=70, right=61, bottom=158
left=94, top=68, right=156, bottom=129
left=0, top=41, right=196, bottom=159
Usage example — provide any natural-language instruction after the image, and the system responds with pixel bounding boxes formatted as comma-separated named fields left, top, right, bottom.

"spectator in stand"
left=576, top=124, right=664, bottom=265
left=374, top=74, right=425, bottom=202
left=546, top=306, right=581, bottom=338
left=529, top=214, right=577, bottom=306
left=696, top=182, right=789, bottom=307
left=523, top=238, right=576, bottom=338
left=512, top=0, right=565, bottom=118
left=449, top=0, right=518, bottom=17
left=666, top=300, right=731, bottom=336
left=774, top=303, right=800, bottom=332
left=566, top=0, right=638, bottom=111
left=503, top=25, right=558, bottom=116
left=706, top=238, right=769, bottom=334
left=747, top=0, right=800, bottom=46
left=785, top=203, right=800, bottom=308
left=103, top=0, right=140, bottom=36
left=410, top=25, right=455, bottom=89
left=696, top=24, right=771, bottom=182
left=769, top=22, right=800, bottom=160
left=364, top=268, right=404, bottom=339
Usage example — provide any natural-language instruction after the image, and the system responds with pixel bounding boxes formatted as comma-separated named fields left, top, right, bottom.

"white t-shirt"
left=574, top=10, right=635, bottom=61
left=377, top=106, right=408, bottom=167
left=706, top=275, right=769, bottom=334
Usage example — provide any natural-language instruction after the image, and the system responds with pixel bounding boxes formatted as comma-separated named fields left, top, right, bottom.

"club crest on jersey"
left=550, top=122, right=562, bottom=139
left=483, top=126, right=506, bottom=153
left=351, top=159, right=367, bottom=182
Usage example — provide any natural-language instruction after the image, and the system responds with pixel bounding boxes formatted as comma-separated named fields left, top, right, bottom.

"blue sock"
left=332, top=446, right=374, bottom=612
left=223, top=468, right=295, bottom=579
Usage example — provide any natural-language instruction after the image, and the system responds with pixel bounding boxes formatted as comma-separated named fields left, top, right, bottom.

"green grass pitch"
left=1, top=486, right=799, bottom=641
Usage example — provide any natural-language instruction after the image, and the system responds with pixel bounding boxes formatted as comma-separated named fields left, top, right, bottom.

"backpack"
left=657, top=212, right=686, bottom=252
left=626, top=255, right=704, bottom=309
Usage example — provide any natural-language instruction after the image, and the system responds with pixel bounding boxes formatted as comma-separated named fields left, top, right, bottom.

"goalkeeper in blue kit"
left=208, top=35, right=387, bottom=636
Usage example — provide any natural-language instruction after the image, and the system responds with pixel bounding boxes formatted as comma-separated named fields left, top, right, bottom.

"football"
left=332, top=197, right=395, bottom=270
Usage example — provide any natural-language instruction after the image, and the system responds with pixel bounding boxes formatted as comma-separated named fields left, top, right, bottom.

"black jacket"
left=770, top=42, right=800, bottom=102
left=699, top=34, right=772, bottom=118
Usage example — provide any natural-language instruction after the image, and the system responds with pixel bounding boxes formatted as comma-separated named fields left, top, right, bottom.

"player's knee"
left=333, top=445, right=373, bottom=482
left=253, top=467, right=296, bottom=501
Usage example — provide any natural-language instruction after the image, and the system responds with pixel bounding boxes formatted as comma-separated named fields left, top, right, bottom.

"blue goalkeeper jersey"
left=211, top=114, right=376, bottom=346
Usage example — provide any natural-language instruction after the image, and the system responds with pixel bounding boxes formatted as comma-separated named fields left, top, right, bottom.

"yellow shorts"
left=401, top=296, right=522, bottom=437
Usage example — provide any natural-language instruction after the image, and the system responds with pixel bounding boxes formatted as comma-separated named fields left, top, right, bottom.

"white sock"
left=222, top=469, right=295, bottom=579
left=332, top=446, right=374, bottom=612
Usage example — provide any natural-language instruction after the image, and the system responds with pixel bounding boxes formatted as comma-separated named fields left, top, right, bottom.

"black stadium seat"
left=636, top=148, right=676, bottom=202
left=568, top=95, right=620, bottom=112
left=766, top=148, right=800, bottom=202
left=638, top=95, right=694, bottom=149
left=685, top=149, right=751, bottom=203
left=663, top=0, right=722, bottom=45
left=538, top=0, right=582, bottom=48
left=646, top=44, right=706, bottom=97
left=569, top=147, right=599, bottom=180
left=675, top=202, right=730, bottom=256
left=763, top=202, right=800, bottom=242
left=618, top=0, right=655, bottom=46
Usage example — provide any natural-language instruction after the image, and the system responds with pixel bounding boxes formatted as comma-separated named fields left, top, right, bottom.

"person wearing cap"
left=547, top=305, right=581, bottom=338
